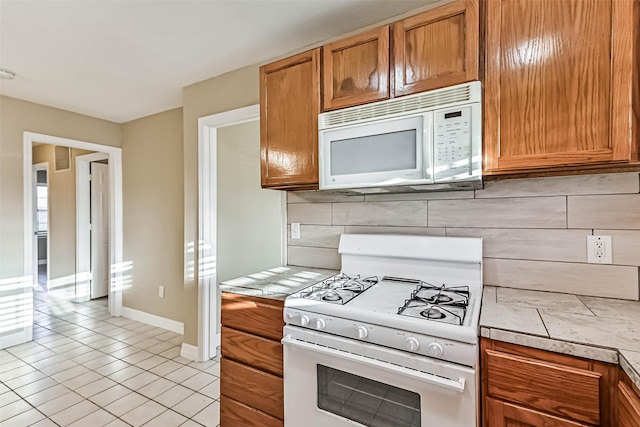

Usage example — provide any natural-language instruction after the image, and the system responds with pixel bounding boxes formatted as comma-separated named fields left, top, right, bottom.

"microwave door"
left=319, top=114, right=433, bottom=190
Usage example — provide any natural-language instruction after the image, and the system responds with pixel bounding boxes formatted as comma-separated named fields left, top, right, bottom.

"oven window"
left=317, top=365, right=421, bottom=426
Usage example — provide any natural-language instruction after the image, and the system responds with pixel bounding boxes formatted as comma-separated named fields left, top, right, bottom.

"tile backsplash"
left=286, top=172, right=640, bottom=300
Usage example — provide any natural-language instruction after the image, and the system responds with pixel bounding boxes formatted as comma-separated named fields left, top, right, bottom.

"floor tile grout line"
left=2, top=291, right=220, bottom=427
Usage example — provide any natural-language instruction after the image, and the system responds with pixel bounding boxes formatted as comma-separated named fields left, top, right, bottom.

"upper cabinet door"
left=484, top=0, right=635, bottom=173
left=322, top=26, right=390, bottom=111
left=260, top=49, right=321, bottom=189
left=393, top=0, right=479, bottom=96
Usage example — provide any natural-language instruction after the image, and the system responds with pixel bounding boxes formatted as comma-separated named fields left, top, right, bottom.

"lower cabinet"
left=616, top=370, right=640, bottom=427
left=220, top=292, right=284, bottom=427
left=481, top=338, right=617, bottom=426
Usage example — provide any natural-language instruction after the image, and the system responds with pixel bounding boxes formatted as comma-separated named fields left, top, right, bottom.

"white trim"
left=23, top=132, right=124, bottom=321
left=197, top=104, right=280, bottom=362
left=180, top=343, right=199, bottom=362
left=76, top=152, right=109, bottom=303
left=121, top=306, right=184, bottom=335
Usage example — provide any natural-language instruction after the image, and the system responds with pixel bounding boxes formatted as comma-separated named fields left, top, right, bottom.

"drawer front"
left=221, top=326, right=283, bottom=376
left=486, top=349, right=601, bottom=424
left=221, top=292, right=284, bottom=340
left=221, top=357, right=284, bottom=419
left=220, top=395, right=283, bottom=427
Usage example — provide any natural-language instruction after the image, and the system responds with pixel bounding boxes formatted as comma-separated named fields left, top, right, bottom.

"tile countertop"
left=219, top=266, right=338, bottom=301
left=481, top=286, right=640, bottom=391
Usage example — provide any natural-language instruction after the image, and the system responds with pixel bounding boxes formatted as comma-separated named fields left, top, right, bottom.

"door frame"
left=32, top=162, right=49, bottom=290
left=194, top=104, right=287, bottom=361
left=23, top=132, right=124, bottom=317
left=76, top=152, right=110, bottom=302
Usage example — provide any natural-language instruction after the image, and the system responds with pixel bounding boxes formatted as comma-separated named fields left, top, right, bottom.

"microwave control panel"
left=433, top=106, right=474, bottom=181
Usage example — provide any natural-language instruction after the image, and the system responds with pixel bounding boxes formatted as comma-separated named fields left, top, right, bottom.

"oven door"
left=283, top=327, right=478, bottom=427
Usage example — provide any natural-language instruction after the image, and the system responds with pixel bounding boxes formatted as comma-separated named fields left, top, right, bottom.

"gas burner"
left=298, top=274, right=378, bottom=305
left=397, top=282, right=469, bottom=325
left=421, top=307, right=446, bottom=320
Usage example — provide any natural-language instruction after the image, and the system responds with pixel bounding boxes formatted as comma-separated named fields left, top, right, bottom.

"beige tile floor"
left=0, top=290, right=220, bottom=426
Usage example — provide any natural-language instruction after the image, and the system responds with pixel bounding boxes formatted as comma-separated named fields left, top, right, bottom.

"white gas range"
left=282, top=234, right=483, bottom=427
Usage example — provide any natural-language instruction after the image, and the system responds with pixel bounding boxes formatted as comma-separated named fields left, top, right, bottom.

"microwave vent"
left=320, top=81, right=478, bottom=129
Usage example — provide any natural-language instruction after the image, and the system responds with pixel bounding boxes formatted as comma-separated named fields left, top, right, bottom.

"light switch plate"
left=291, top=223, right=301, bottom=239
left=587, top=235, right=612, bottom=264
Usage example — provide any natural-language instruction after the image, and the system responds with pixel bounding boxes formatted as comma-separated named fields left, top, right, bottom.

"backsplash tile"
left=445, top=228, right=590, bottom=263
left=568, top=195, right=640, bottom=229
left=483, top=259, right=639, bottom=300
left=428, top=197, right=567, bottom=228
left=333, top=201, right=428, bottom=226
left=286, top=172, right=640, bottom=300
left=476, top=173, right=640, bottom=198
left=287, top=203, right=332, bottom=225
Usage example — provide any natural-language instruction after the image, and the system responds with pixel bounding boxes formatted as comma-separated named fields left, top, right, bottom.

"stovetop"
left=284, top=234, right=483, bottom=352
left=296, top=274, right=471, bottom=326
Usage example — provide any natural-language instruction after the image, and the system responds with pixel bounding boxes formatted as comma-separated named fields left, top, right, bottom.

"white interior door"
left=90, top=162, right=109, bottom=299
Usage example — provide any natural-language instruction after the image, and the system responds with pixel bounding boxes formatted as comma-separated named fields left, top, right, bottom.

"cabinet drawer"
left=220, top=395, right=283, bottom=427
left=221, top=357, right=284, bottom=420
left=221, top=326, right=283, bottom=376
left=221, top=292, right=284, bottom=340
left=485, top=349, right=601, bottom=424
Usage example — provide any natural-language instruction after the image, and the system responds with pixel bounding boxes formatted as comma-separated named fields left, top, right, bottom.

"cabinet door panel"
left=393, top=0, right=479, bottom=96
left=323, top=26, right=389, bottom=110
left=260, top=49, right=320, bottom=188
left=484, top=0, right=635, bottom=172
left=486, top=397, right=590, bottom=427
left=617, top=381, right=640, bottom=427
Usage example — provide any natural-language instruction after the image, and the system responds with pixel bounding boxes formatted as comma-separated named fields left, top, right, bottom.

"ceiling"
left=0, top=0, right=437, bottom=123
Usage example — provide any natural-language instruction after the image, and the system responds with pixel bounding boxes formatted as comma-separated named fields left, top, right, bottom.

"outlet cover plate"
left=291, top=223, right=301, bottom=239
left=587, top=235, right=612, bottom=264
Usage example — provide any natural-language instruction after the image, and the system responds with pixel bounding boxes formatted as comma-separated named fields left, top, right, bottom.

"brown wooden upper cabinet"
left=323, top=26, right=390, bottom=111
left=483, top=0, right=637, bottom=174
left=393, top=0, right=479, bottom=97
left=260, top=48, right=321, bottom=189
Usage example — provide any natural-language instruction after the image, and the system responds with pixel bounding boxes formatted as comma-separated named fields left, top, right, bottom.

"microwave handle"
left=282, top=335, right=466, bottom=393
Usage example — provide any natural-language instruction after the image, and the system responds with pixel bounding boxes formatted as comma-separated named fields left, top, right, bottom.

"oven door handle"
left=282, top=335, right=466, bottom=393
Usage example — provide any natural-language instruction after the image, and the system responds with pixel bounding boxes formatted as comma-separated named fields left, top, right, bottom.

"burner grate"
left=397, top=282, right=469, bottom=325
left=299, top=273, right=378, bottom=304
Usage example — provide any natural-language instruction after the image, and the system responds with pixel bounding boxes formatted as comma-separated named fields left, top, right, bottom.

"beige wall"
left=287, top=172, right=640, bottom=300
left=181, top=65, right=260, bottom=345
left=0, top=95, right=121, bottom=281
left=32, top=144, right=94, bottom=294
left=217, top=120, right=283, bottom=283
left=122, top=108, right=184, bottom=323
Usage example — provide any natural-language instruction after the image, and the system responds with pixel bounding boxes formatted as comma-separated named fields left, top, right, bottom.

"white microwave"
left=318, top=81, right=482, bottom=193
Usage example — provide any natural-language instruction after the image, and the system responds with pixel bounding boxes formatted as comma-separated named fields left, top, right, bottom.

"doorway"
left=22, top=132, right=123, bottom=321
left=195, top=105, right=287, bottom=361
left=76, top=152, right=110, bottom=302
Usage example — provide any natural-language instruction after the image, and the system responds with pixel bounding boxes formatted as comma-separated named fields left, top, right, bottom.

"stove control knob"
left=405, top=337, right=420, bottom=352
left=427, top=342, right=444, bottom=358
left=313, top=318, right=326, bottom=330
left=356, top=326, right=368, bottom=340
left=299, top=315, right=310, bottom=327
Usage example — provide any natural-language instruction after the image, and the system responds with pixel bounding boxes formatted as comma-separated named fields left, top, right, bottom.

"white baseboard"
left=121, top=306, right=184, bottom=335
left=180, top=343, right=199, bottom=362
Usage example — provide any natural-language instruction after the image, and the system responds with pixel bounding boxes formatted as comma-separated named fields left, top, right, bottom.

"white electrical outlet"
left=159, top=286, right=165, bottom=298
left=291, top=222, right=301, bottom=239
left=587, top=235, right=612, bottom=264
